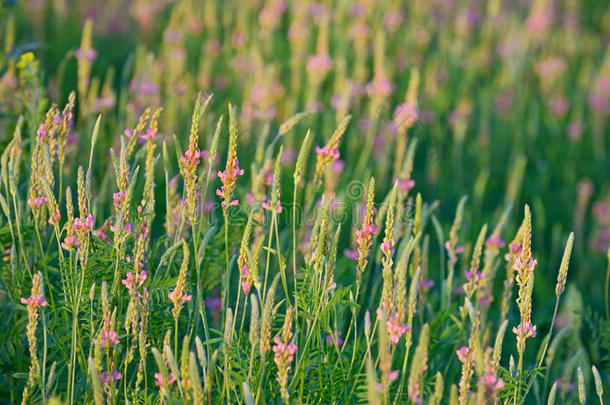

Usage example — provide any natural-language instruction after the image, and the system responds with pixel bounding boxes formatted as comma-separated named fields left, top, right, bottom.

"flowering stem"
left=232, top=285, right=242, bottom=341
left=68, top=254, right=85, bottom=405
left=191, top=222, right=211, bottom=349
left=292, top=185, right=299, bottom=331
left=247, top=342, right=255, bottom=381
left=223, top=212, right=230, bottom=322
left=34, top=220, right=55, bottom=307
left=348, top=316, right=380, bottom=400
left=446, top=261, right=455, bottom=309
left=395, top=329, right=414, bottom=402
left=254, top=357, right=266, bottom=405
left=41, top=309, right=47, bottom=405
left=174, top=315, right=179, bottom=359
left=293, top=303, right=323, bottom=392
left=606, top=253, right=610, bottom=321
left=10, top=194, right=32, bottom=281
left=519, top=297, right=560, bottom=404
left=273, top=211, right=291, bottom=307
left=514, top=350, right=524, bottom=404
left=262, top=214, right=275, bottom=303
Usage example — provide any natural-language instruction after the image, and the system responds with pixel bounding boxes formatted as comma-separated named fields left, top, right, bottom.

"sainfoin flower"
left=74, top=213, right=95, bottom=233
left=75, top=47, right=98, bottom=62
left=324, top=332, right=344, bottom=346
left=478, top=348, right=505, bottom=401
left=512, top=321, right=537, bottom=351
left=61, top=235, right=79, bottom=250
left=240, top=265, right=251, bottom=295
left=100, top=368, right=122, bottom=384
left=513, top=205, right=537, bottom=354
left=307, top=53, right=332, bottom=79
left=98, top=326, right=120, bottom=348
left=21, top=273, right=47, bottom=405
left=21, top=281, right=48, bottom=309
left=356, top=224, right=377, bottom=266
left=181, top=147, right=201, bottom=222
left=315, top=144, right=340, bottom=160
left=456, top=346, right=471, bottom=364
left=168, top=283, right=192, bottom=313
left=95, top=282, right=119, bottom=348
left=262, top=199, right=282, bottom=213
left=122, top=270, right=147, bottom=292
left=217, top=105, right=244, bottom=212
left=386, top=314, right=410, bottom=345
left=273, top=306, right=297, bottom=403
left=154, top=372, right=177, bottom=387
left=457, top=344, right=474, bottom=404
left=169, top=242, right=192, bottom=318
left=313, top=116, right=351, bottom=186
left=393, top=102, right=418, bottom=128
left=486, top=234, right=505, bottom=250
left=379, top=184, right=398, bottom=320
left=445, top=240, right=464, bottom=265
left=394, top=177, right=415, bottom=193
left=28, top=197, right=48, bottom=209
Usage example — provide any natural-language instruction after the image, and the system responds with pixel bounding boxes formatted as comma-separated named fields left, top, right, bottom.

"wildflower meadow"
left=1, top=0, right=610, bottom=404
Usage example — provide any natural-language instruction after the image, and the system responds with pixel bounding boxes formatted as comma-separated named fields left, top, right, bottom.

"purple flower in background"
left=75, top=48, right=98, bottom=62
left=549, top=95, right=569, bottom=116
left=307, top=54, right=332, bottom=78
left=567, top=121, right=583, bottom=140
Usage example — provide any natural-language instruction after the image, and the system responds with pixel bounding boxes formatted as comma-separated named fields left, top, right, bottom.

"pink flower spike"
left=456, top=346, right=471, bottom=363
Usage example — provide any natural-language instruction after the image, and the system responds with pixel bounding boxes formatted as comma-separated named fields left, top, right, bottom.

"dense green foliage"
left=0, top=0, right=609, bottom=404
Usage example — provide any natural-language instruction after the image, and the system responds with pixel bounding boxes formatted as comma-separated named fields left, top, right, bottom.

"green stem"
left=262, top=214, right=275, bottom=303
left=41, top=309, right=48, bottom=405
left=174, top=315, right=179, bottom=361
left=223, top=211, right=230, bottom=325
left=292, top=185, right=299, bottom=331
left=520, top=297, right=560, bottom=404
left=273, top=210, right=291, bottom=306
left=255, top=358, right=266, bottom=405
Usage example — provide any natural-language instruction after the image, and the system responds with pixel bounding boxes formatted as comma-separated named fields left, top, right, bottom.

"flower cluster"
left=355, top=178, right=378, bottom=285
left=273, top=306, right=297, bottom=403
left=96, top=282, right=120, bottom=349
left=122, top=270, right=147, bottom=293
left=238, top=215, right=255, bottom=295
left=307, top=53, right=332, bottom=80
left=217, top=105, right=244, bottom=212
left=181, top=148, right=201, bottom=220
left=169, top=243, right=192, bottom=319
left=58, top=91, right=76, bottom=165
left=512, top=206, right=537, bottom=354
left=313, top=115, right=350, bottom=187
left=154, top=372, right=177, bottom=387
left=386, top=315, right=409, bottom=345
left=379, top=185, right=398, bottom=318
left=478, top=348, right=505, bottom=402
left=21, top=273, right=47, bottom=405
left=28, top=109, right=60, bottom=220
left=457, top=345, right=474, bottom=404
left=445, top=240, right=464, bottom=266
left=179, top=95, right=210, bottom=224
left=100, top=368, right=122, bottom=385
